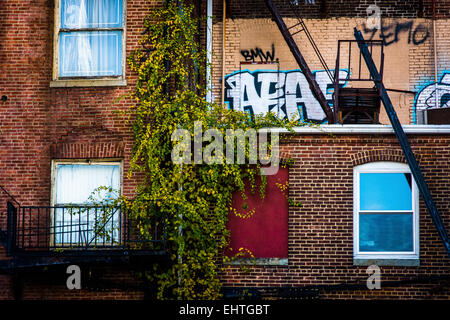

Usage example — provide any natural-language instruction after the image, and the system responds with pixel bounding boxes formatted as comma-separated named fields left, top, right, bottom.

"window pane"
left=360, top=173, right=412, bottom=210
left=61, top=0, right=123, bottom=28
left=59, top=31, right=122, bottom=77
left=359, top=213, right=413, bottom=252
left=54, top=163, right=120, bottom=245
left=54, top=207, right=120, bottom=245
left=55, top=164, right=120, bottom=204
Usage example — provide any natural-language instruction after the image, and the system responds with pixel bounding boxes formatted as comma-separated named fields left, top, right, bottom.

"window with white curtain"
left=51, top=161, right=122, bottom=246
left=353, top=162, right=419, bottom=263
left=55, top=0, right=125, bottom=79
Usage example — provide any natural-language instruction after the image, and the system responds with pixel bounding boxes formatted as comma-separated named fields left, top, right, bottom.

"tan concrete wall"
left=212, top=16, right=449, bottom=125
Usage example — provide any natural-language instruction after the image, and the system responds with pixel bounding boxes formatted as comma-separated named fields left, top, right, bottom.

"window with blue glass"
left=354, top=162, right=419, bottom=260
left=57, top=0, right=124, bottom=78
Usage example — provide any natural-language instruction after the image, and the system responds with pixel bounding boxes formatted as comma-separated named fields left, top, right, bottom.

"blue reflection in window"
left=359, top=214, right=413, bottom=252
left=360, top=173, right=412, bottom=210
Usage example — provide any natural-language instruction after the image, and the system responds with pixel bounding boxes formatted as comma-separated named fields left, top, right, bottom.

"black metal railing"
left=333, top=39, right=385, bottom=124
left=4, top=201, right=166, bottom=255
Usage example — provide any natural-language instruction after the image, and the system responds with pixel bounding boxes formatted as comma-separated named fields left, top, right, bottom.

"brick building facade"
left=213, top=0, right=450, bottom=299
left=0, top=0, right=166, bottom=300
left=222, top=129, right=450, bottom=299
left=0, top=0, right=449, bottom=300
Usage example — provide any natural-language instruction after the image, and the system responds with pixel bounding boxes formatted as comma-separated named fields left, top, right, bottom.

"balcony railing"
left=4, top=201, right=166, bottom=256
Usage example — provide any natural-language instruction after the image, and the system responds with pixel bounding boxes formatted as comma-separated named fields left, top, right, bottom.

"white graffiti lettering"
left=225, top=69, right=349, bottom=123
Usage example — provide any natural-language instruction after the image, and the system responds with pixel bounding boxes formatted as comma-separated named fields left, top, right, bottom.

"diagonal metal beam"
left=264, top=0, right=335, bottom=123
left=354, top=27, right=450, bottom=257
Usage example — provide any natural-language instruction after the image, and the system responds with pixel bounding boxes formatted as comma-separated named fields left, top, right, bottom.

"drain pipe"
left=206, top=0, right=213, bottom=103
left=433, top=0, right=438, bottom=110
left=221, top=0, right=226, bottom=106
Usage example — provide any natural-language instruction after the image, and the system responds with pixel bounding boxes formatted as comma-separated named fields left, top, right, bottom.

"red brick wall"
left=223, top=0, right=443, bottom=19
left=18, top=267, right=148, bottom=300
left=0, top=0, right=163, bottom=300
left=0, top=0, right=162, bottom=204
left=220, top=133, right=450, bottom=299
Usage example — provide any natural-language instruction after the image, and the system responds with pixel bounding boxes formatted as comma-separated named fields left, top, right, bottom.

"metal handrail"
left=4, top=202, right=166, bottom=254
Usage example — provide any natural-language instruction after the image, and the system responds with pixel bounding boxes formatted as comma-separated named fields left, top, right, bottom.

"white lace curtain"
left=54, top=164, right=120, bottom=245
left=59, top=0, right=123, bottom=77
left=55, top=164, right=119, bottom=204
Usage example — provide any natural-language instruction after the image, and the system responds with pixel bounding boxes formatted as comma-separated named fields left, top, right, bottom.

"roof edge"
left=261, top=125, right=450, bottom=135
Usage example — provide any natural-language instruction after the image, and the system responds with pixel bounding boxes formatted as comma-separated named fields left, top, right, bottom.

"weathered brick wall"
left=0, top=0, right=449, bottom=300
left=226, top=0, right=425, bottom=19
left=225, top=0, right=449, bottom=19
left=0, top=0, right=163, bottom=202
left=220, top=133, right=450, bottom=299
left=423, top=0, right=450, bottom=18
left=19, top=266, right=148, bottom=300
left=0, top=0, right=165, bottom=300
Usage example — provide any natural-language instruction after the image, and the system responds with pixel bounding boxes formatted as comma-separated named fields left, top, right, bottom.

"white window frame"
left=50, top=0, right=127, bottom=87
left=353, top=161, right=419, bottom=261
left=50, top=159, right=123, bottom=246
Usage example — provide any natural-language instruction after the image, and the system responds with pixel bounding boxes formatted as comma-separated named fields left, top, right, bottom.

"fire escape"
left=264, top=0, right=450, bottom=257
left=0, top=190, right=168, bottom=274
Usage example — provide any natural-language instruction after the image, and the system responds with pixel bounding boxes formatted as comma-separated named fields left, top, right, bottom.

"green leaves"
left=125, top=1, right=302, bottom=300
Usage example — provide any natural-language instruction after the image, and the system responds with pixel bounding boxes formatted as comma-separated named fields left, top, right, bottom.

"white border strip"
left=260, top=125, right=450, bottom=135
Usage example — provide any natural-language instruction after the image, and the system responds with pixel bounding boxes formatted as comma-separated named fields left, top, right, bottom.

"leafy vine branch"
left=115, top=0, right=311, bottom=299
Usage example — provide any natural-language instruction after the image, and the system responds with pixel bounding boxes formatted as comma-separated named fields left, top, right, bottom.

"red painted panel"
left=227, top=167, right=288, bottom=258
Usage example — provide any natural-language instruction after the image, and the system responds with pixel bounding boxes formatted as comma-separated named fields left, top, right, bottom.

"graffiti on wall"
left=363, top=20, right=429, bottom=46
left=291, top=0, right=315, bottom=4
left=414, top=71, right=450, bottom=123
left=240, top=45, right=278, bottom=63
left=225, top=69, right=349, bottom=123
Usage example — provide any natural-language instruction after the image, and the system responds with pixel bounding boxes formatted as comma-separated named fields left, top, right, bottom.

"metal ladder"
left=354, top=28, right=450, bottom=257
left=264, top=0, right=336, bottom=123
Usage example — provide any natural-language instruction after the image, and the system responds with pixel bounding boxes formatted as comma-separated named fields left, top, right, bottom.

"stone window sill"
left=354, top=258, right=420, bottom=267
left=50, top=79, right=127, bottom=88
left=227, top=258, right=288, bottom=266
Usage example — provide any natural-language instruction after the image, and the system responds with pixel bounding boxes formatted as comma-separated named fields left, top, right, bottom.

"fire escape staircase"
left=264, top=0, right=336, bottom=123
left=265, top=0, right=450, bottom=257
left=0, top=193, right=168, bottom=273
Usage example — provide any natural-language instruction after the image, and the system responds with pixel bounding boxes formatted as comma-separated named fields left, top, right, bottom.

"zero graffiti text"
left=363, top=20, right=429, bottom=46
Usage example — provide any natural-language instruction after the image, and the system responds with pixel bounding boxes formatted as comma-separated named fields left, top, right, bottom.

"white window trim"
left=353, top=161, right=420, bottom=262
left=50, top=0, right=127, bottom=87
left=50, top=159, right=123, bottom=247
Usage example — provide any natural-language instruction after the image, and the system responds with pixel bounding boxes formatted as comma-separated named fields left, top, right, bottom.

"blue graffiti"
left=413, top=71, right=450, bottom=123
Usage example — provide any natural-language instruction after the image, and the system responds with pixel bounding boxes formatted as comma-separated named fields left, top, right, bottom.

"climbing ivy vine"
left=124, top=0, right=308, bottom=300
